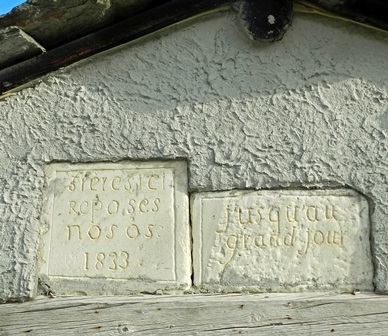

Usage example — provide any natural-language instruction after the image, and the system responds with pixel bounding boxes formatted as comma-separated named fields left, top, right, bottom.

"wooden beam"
left=0, top=0, right=232, bottom=95
left=303, top=0, right=388, bottom=32
left=1, top=293, right=388, bottom=335
left=1, top=0, right=387, bottom=96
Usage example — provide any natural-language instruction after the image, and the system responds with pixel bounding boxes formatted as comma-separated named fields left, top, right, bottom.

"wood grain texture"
left=1, top=293, right=388, bottom=335
left=0, top=0, right=231, bottom=94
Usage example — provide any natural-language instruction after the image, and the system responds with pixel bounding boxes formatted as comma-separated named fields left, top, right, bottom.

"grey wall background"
left=0, top=11, right=387, bottom=302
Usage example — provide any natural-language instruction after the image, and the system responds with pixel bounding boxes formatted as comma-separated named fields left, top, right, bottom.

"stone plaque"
left=192, top=189, right=373, bottom=292
left=40, top=161, right=190, bottom=294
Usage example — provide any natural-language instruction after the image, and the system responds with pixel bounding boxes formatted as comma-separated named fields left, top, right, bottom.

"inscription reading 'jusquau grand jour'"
left=42, top=162, right=178, bottom=281
left=192, top=190, right=374, bottom=292
left=216, top=202, right=343, bottom=259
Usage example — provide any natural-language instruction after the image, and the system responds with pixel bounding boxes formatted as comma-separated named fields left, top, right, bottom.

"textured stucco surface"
left=0, top=11, right=387, bottom=302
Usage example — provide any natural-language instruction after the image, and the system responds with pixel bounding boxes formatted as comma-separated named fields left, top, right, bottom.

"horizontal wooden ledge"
left=1, top=293, right=388, bottom=335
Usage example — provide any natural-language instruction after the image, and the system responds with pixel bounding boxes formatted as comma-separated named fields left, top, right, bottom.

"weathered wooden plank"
left=0, top=27, right=45, bottom=69
left=1, top=293, right=388, bottom=335
left=0, top=0, right=163, bottom=50
left=0, top=0, right=232, bottom=95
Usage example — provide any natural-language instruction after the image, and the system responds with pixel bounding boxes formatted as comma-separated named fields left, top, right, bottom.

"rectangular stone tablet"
left=39, top=161, right=190, bottom=295
left=192, top=189, right=374, bottom=292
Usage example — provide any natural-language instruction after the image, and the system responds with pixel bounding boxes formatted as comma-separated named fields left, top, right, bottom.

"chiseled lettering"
left=268, top=207, right=280, bottom=233
left=217, top=205, right=232, bottom=233
left=79, top=201, right=89, bottom=215
left=306, top=205, right=319, bottom=222
left=90, top=177, right=99, bottom=191
left=67, top=225, right=81, bottom=240
left=126, top=224, right=140, bottom=239
left=162, top=173, right=166, bottom=190
left=283, top=227, right=296, bottom=247
left=268, top=207, right=280, bottom=234
left=152, top=198, right=160, bottom=213
left=226, top=235, right=237, bottom=250
left=126, top=199, right=136, bottom=214
left=254, top=234, right=267, bottom=248
left=107, top=200, right=119, bottom=215
left=108, top=252, right=118, bottom=271
left=269, top=234, right=280, bottom=247
left=218, top=235, right=237, bottom=265
left=65, top=169, right=169, bottom=193
left=111, top=176, right=121, bottom=191
left=145, top=224, right=154, bottom=239
left=242, top=234, right=251, bottom=250
left=68, top=201, right=77, bottom=215
left=207, top=195, right=356, bottom=273
left=333, top=231, right=341, bottom=244
left=91, top=200, right=102, bottom=223
left=84, top=251, right=130, bottom=272
left=298, top=229, right=312, bottom=256
left=238, top=207, right=253, bottom=225
left=325, top=205, right=337, bottom=221
left=124, top=177, right=132, bottom=192
left=147, top=175, right=159, bottom=190
left=327, top=231, right=334, bottom=244
left=255, top=207, right=263, bottom=225
left=119, top=251, right=130, bottom=270
left=101, top=177, right=107, bottom=191
left=87, top=225, right=101, bottom=240
left=95, top=252, right=106, bottom=270
left=68, top=177, right=76, bottom=192
left=80, top=177, right=87, bottom=192
left=313, top=230, right=325, bottom=245
left=268, top=207, right=279, bottom=224
left=139, top=198, right=149, bottom=213
left=106, top=224, right=118, bottom=239
left=84, top=252, right=90, bottom=270
left=92, top=200, right=102, bottom=212
left=286, top=206, right=298, bottom=223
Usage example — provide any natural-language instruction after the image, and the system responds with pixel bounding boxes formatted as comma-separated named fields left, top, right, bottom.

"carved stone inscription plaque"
left=192, top=189, right=373, bottom=292
left=40, top=161, right=190, bottom=294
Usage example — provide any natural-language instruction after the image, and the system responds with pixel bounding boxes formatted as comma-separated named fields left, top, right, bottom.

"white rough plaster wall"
left=0, top=11, right=387, bottom=302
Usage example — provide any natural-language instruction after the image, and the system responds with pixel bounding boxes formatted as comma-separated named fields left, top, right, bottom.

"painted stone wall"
left=0, top=10, right=387, bottom=302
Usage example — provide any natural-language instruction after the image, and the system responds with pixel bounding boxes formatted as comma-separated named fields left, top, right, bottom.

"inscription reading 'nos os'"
left=47, top=168, right=175, bottom=279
